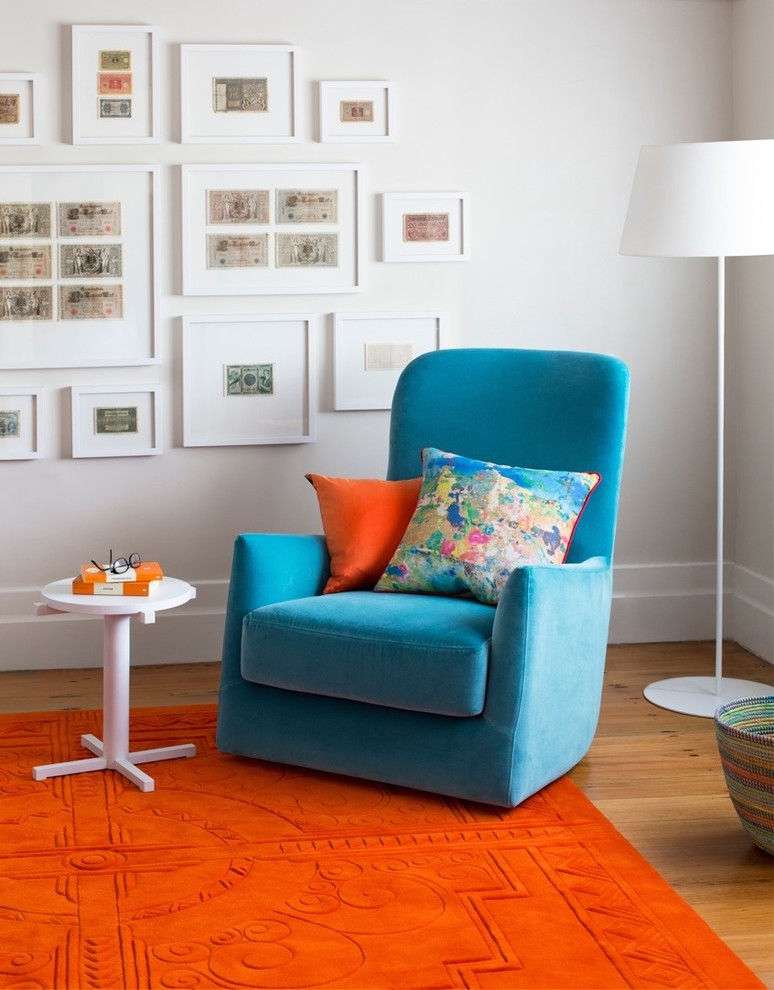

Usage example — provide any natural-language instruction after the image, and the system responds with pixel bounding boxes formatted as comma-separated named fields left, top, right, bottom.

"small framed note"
left=0, top=387, right=43, bottom=459
left=318, top=81, right=393, bottom=143
left=382, top=192, right=470, bottom=263
left=0, top=74, right=40, bottom=145
left=70, top=385, right=160, bottom=457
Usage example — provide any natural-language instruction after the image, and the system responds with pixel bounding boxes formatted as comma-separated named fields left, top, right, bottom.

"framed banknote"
left=318, top=81, right=394, bottom=143
left=182, top=314, right=314, bottom=446
left=181, top=164, right=361, bottom=295
left=0, top=74, right=40, bottom=145
left=71, top=25, right=159, bottom=144
left=70, top=384, right=160, bottom=457
left=333, top=311, right=445, bottom=410
left=382, top=192, right=470, bottom=263
left=0, top=164, right=158, bottom=368
left=180, top=44, right=299, bottom=143
left=0, top=386, right=43, bottom=459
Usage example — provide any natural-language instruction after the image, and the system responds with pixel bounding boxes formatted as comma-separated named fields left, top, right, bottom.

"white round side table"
left=32, top=576, right=197, bottom=793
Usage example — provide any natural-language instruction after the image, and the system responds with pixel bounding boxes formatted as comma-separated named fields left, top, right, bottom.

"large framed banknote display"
left=71, top=25, right=159, bottom=144
left=0, top=386, right=43, bottom=459
left=180, top=44, right=299, bottom=143
left=333, top=311, right=444, bottom=410
left=182, top=314, right=315, bottom=446
left=382, top=192, right=470, bottom=263
left=318, top=81, right=394, bottom=143
left=0, top=165, right=158, bottom=368
left=70, top=384, right=160, bottom=458
left=0, top=74, right=40, bottom=145
left=182, top=164, right=361, bottom=295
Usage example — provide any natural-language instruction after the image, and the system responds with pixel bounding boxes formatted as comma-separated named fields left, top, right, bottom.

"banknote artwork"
left=276, top=190, right=337, bottom=224
left=403, top=212, right=450, bottom=242
left=212, top=78, right=268, bottom=113
left=207, top=235, right=269, bottom=269
left=0, top=203, right=51, bottom=238
left=59, top=285, right=123, bottom=320
left=99, top=50, right=131, bottom=71
left=58, top=202, right=121, bottom=237
left=0, top=94, right=20, bottom=125
left=276, top=233, right=338, bottom=268
left=224, top=363, right=274, bottom=396
left=207, top=190, right=270, bottom=224
left=0, top=246, right=51, bottom=280
left=99, top=100, right=132, bottom=119
left=0, top=286, right=52, bottom=321
left=94, top=406, right=138, bottom=434
left=0, top=410, right=20, bottom=437
left=340, top=100, right=373, bottom=123
left=59, top=244, right=122, bottom=279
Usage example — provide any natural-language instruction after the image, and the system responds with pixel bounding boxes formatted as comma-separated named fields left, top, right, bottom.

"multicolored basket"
left=715, top=695, right=774, bottom=855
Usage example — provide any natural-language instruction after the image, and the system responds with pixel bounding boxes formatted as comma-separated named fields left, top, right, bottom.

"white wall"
left=1, top=0, right=771, bottom=670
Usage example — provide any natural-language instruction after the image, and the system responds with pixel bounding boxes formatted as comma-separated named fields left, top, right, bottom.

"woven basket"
left=715, top=695, right=774, bottom=855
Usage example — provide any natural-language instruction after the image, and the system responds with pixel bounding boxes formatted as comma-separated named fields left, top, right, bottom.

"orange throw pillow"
left=306, top=474, right=422, bottom=594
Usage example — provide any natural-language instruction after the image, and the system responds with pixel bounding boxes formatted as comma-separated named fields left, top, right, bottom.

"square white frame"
left=333, top=311, right=445, bottom=410
left=318, top=81, right=393, bottom=143
left=0, top=164, right=159, bottom=369
left=182, top=163, right=361, bottom=295
left=0, top=74, right=40, bottom=145
left=0, top=387, right=43, bottom=458
left=71, top=25, right=159, bottom=144
left=182, top=314, right=315, bottom=446
left=71, top=384, right=160, bottom=458
left=180, top=44, right=299, bottom=143
left=382, top=192, right=470, bottom=262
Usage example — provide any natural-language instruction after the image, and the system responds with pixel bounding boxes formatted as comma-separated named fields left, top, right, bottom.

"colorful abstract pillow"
left=374, top=448, right=600, bottom=605
left=306, top=474, right=422, bottom=594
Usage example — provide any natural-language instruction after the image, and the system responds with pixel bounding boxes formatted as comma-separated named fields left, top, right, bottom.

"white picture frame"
left=180, top=44, right=299, bottom=143
left=71, top=25, right=159, bottom=144
left=182, top=314, right=315, bottom=446
left=382, top=192, right=470, bottom=263
left=333, top=311, right=445, bottom=410
left=0, top=386, right=43, bottom=459
left=0, top=164, right=159, bottom=369
left=318, top=81, right=394, bottom=143
left=0, top=73, right=40, bottom=145
left=70, top=384, right=160, bottom=458
left=181, top=163, right=361, bottom=295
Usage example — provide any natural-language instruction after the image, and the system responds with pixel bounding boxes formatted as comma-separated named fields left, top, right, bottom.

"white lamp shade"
left=620, top=139, right=774, bottom=258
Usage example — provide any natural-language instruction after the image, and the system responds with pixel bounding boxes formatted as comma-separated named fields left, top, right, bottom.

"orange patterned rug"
left=0, top=705, right=763, bottom=990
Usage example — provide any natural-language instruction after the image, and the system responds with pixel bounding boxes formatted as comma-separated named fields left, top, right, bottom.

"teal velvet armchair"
left=217, top=348, right=629, bottom=807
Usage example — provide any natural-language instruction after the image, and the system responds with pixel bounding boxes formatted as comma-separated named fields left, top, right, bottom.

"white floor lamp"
left=620, top=138, right=774, bottom=717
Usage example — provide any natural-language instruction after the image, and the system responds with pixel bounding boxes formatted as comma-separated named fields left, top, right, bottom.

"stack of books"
left=72, top=561, right=164, bottom=596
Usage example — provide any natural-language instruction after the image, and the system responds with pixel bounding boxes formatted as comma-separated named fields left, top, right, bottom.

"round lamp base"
left=643, top=676, right=772, bottom=718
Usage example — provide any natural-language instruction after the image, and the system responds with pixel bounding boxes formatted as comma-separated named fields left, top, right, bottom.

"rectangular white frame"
left=318, top=81, right=393, bottom=143
left=182, top=163, right=361, bottom=295
left=0, top=74, right=40, bottom=145
left=71, top=25, right=159, bottom=144
left=180, top=44, right=299, bottom=143
left=0, top=164, right=159, bottom=369
left=0, top=386, right=43, bottom=458
left=382, top=192, right=470, bottom=263
left=70, top=384, right=160, bottom=457
left=182, top=314, right=315, bottom=446
left=333, top=311, right=445, bottom=410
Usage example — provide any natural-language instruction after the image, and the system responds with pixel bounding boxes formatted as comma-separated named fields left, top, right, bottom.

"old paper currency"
left=99, top=99, right=132, bottom=118
left=276, top=190, right=338, bottom=224
left=94, top=406, right=138, bottom=434
left=403, top=212, right=450, bottom=242
left=212, top=78, right=268, bottom=113
left=276, top=233, right=338, bottom=267
left=58, top=202, right=121, bottom=237
left=0, top=286, right=52, bottom=321
left=0, top=410, right=20, bottom=437
left=224, top=364, right=274, bottom=396
left=364, top=342, right=413, bottom=372
left=0, top=94, right=20, bottom=125
left=0, top=246, right=52, bottom=280
left=99, top=50, right=131, bottom=71
left=340, top=100, right=373, bottom=122
left=0, top=203, right=51, bottom=238
left=207, top=190, right=270, bottom=224
left=207, top=235, right=268, bottom=269
left=59, top=285, right=123, bottom=320
left=98, top=73, right=133, bottom=95
left=59, top=244, right=122, bottom=279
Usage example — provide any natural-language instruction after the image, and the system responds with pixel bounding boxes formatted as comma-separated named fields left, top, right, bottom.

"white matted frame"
left=0, top=74, right=40, bottom=145
left=180, top=44, right=299, bottom=143
left=333, top=311, right=445, bottom=410
left=382, top=192, right=470, bottom=263
left=318, top=81, right=393, bottom=143
left=71, top=25, right=159, bottom=144
left=0, top=164, right=158, bottom=369
left=0, top=386, right=43, bottom=458
left=182, top=314, right=315, bottom=446
left=182, top=163, right=361, bottom=295
left=71, top=384, right=160, bottom=458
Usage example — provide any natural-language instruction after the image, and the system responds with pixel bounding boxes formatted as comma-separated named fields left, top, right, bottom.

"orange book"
left=79, top=561, right=164, bottom=584
left=72, top=577, right=160, bottom=596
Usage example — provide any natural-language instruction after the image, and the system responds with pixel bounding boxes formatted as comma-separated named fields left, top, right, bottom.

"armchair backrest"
left=387, top=348, right=629, bottom=564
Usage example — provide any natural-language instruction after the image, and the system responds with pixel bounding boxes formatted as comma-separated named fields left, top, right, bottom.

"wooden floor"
left=1, top=641, right=771, bottom=986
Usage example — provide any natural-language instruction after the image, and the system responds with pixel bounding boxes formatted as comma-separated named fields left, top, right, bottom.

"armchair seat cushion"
left=241, top=591, right=495, bottom=717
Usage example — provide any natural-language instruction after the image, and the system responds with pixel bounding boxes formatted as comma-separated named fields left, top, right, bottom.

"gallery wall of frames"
left=0, top=26, right=468, bottom=460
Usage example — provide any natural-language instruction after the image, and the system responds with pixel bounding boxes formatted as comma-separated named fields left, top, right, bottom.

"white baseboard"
left=1, top=566, right=771, bottom=671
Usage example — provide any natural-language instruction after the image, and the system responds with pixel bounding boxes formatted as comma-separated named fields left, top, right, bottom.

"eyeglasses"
left=90, top=550, right=141, bottom=574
